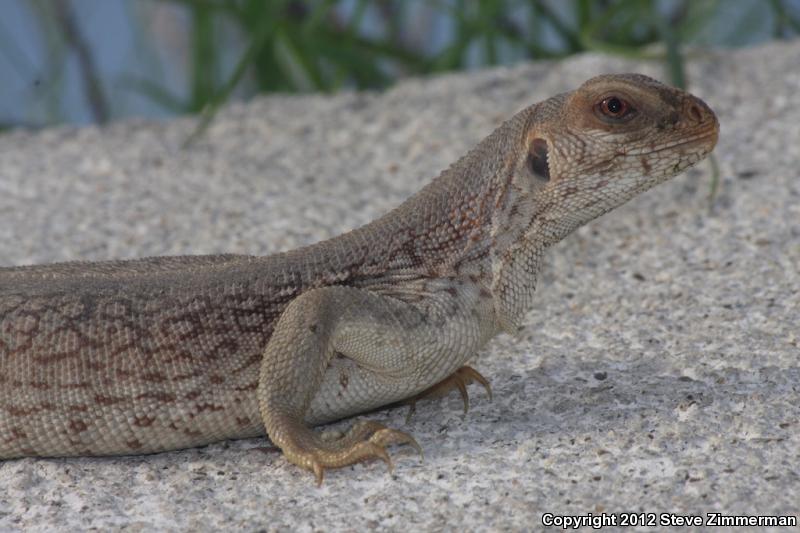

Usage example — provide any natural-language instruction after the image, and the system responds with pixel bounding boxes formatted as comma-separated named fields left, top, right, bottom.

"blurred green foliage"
left=152, top=0, right=800, bottom=137
left=155, top=0, right=799, bottom=116
left=157, top=0, right=798, bottom=143
left=4, top=0, right=800, bottom=129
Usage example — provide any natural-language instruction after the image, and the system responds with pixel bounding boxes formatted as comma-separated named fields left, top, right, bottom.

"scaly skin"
left=0, top=74, right=718, bottom=482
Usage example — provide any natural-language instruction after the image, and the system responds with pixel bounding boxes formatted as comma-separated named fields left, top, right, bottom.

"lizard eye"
left=596, top=96, right=635, bottom=121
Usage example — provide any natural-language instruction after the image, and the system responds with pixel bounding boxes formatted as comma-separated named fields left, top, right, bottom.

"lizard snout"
left=683, top=94, right=719, bottom=147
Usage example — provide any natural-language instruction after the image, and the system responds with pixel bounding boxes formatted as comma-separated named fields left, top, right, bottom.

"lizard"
left=0, top=74, right=718, bottom=484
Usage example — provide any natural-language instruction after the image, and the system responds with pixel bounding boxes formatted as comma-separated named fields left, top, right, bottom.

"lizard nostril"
left=688, top=103, right=704, bottom=124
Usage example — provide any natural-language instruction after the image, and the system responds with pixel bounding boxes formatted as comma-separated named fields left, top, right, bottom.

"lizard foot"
left=282, top=420, right=423, bottom=485
left=403, top=365, right=492, bottom=422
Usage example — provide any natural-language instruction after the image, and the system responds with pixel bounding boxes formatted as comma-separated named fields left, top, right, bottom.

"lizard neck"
left=354, top=110, right=532, bottom=286
left=390, top=106, right=545, bottom=335
left=487, top=159, right=548, bottom=335
left=312, top=104, right=543, bottom=337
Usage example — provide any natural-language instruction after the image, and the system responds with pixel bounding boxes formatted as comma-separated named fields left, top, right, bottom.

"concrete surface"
left=0, top=40, right=798, bottom=532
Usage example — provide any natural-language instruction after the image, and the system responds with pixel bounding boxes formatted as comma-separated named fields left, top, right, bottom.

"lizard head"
left=517, top=73, right=719, bottom=240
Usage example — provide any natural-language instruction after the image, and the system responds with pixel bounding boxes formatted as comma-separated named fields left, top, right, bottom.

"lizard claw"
left=371, top=428, right=424, bottom=461
left=313, top=461, right=325, bottom=486
left=370, top=442, right=394, bottom=473
left=457, top=366, right=493, bottom=412
left=402, top=365, right=492, bottom=420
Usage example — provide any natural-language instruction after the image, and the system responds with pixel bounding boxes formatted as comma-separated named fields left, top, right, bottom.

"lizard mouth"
left=630, top=130, right=718, bottom=156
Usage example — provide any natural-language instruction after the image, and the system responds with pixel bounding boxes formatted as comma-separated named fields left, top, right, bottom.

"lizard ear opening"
left=527, top=138, right=550, bottom=182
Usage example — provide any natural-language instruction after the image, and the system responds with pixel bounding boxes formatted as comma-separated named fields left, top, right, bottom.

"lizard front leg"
left=257, top=281, right=496, bottom=483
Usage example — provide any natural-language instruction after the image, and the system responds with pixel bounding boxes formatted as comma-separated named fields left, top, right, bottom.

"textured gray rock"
left=1, top=40, right=798, bottom=531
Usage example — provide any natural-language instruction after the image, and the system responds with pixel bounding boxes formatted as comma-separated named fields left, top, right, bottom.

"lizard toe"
left=401, top=365, right=492, bottom=420
left=286, top=421, right=421, bottom=484
left=370, top=428, right=424, bottom=460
